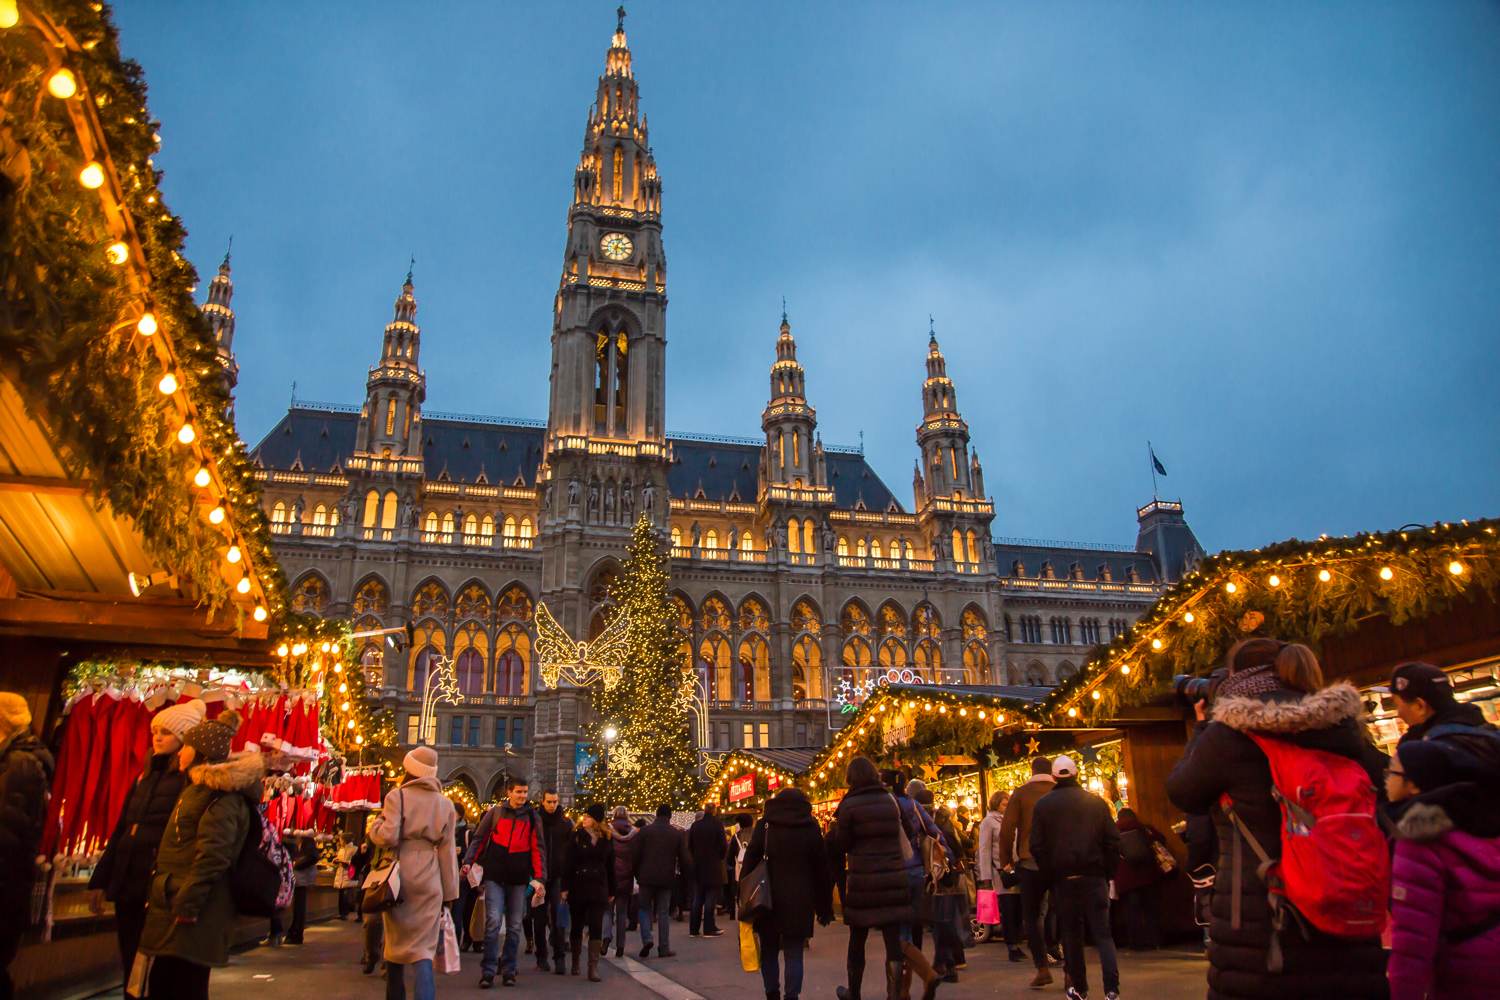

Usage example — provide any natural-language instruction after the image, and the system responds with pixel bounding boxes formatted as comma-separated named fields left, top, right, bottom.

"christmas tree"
left=582, top=514, right=702, bottom=810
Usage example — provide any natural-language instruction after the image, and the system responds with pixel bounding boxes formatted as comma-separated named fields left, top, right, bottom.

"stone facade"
left=240, top=16, right=1203, bottom=802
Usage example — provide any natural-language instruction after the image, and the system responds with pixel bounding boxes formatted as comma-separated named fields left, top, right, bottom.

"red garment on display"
left=42, top=692, right=96, bottom=856
left=75, top=691, right=120, bottom=852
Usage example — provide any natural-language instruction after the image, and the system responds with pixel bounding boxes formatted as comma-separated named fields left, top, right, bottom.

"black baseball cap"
left=1388, top=662, right=1455, bottom=706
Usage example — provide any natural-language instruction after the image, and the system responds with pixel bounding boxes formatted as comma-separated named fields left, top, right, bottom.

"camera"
left=1173, top=668, right=1227, bottom=707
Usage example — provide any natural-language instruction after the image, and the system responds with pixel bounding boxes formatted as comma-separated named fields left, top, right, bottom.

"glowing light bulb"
left=78, top=161, right=105, bottom=189
left=1151, top=638, right=1163, bottom=651
left=1183, top=611, right=1195, bottom=624
left=346, top=720, right=355, bottom=730
left=1318, top=568, right=1332, bottom=583
left=106, top=241, right=128, bottom=265
left=1449, top=560, right=1466, bottom=576
left=292, top=642, right=307, bottom=656
left=0, top=0, right=18, bottom=30
left=208, top=505, right=225, bottom=524
left=1067, top=707, right=1078, bottom=718
left=1092, top=690, right=1102, bottom=701
left=137, top=312, right=158, bottom=335
left=958, top=707, right=967, bottom=717
left=176, top=423, right=195, bottom=444
left=277, top=643, right=289, bottom=657
left=1225, top=581, right=1238, bottom=594
left=193, top=466, right=211, bottom=488
left=333, top=663, right=343, bottom=674
left=977, top=710, right=986, bottom=721
left=47, top=68, right=78, bottom=99
left=321, top=642, right=332, bottom=653
left=236, top=575, right=250, bottom=594
left=157, top=371, right=178, bottom=395
left=226, top=545, right=241, bottom=564
left=338, top=683, right=347, bottom=694
left=341, top=701, right=350, bottom=712
left=1120, top=664, right=1131, bottom=675
left=253, top=604, right=267, bottom=622
left=1379, top=566, right=1394, bottom=581
left=355, top=734, right=364, bottom=745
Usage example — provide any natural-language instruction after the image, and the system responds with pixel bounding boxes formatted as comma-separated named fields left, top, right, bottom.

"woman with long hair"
left=563, top=803, right=616, bottom=981
left=1167, top=638, right=1388, bottom=1000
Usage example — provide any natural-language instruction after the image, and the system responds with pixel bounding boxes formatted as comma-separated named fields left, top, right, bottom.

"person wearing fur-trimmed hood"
left=137, top=709, right=265, bottom=1000
left=1166, top=639, right=1389, bottom=1000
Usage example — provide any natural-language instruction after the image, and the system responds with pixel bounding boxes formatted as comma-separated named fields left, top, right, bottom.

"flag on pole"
left=1150, top=447, right=1167, bottom=477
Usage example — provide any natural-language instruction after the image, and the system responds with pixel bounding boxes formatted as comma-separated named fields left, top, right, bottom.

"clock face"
left=599, top=232, right=634, bottom=261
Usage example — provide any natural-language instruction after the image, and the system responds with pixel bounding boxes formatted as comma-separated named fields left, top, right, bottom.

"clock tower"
left=535, top=7, right=670, bottom=796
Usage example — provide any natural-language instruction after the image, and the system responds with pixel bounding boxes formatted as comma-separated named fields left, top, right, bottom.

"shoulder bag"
left=362, top=788, right=404, bottom=913
left=737, top=822, right=773, bottom=920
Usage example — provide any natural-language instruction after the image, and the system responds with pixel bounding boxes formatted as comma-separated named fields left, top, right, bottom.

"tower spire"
left=355, top=268, right=425, bottom=457
left=202, top=245, right=238, bottom=396
left=762, top=310, right=821, bottom=490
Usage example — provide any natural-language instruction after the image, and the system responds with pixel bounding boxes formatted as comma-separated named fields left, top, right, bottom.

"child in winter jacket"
left=1385, top=738, right=1500, bottom=1000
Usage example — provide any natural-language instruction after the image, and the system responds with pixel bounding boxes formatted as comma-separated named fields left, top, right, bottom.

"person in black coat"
left=830, top=756, right=931, bottom=1000
left=562, top=804, right=616, bottom=981
left=742, top=788, right=832, bottom=1000
left=532, top=789, right=573, bottom=974
left=686, top=804, right=727, bottom=937
left=89, top=706, right=196, bottom=998
left=631, top=805, right=692, bottom=957
left=0, top=694, right=52, bottom=1000
left=1167, top=639, right=1389, bottom=1000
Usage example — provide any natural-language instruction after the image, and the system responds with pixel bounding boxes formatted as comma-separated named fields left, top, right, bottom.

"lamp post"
left=602, top=724, right=618, bottom=773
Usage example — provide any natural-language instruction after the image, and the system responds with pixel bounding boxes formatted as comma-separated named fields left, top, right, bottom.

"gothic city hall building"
left=242, top=18, right=1203, bottom=800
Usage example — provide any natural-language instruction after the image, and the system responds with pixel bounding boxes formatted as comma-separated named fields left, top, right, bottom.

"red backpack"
left=1221, top=734, right=1387, bottom=966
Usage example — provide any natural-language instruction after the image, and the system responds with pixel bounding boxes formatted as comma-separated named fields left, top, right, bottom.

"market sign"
left=767, top=773, right=781, bottom=791
left=729, top=774, right=755, bottom=803
left=883, top=718, right=912, bottom=750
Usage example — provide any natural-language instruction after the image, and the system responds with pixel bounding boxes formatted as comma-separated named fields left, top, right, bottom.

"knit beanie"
left=1397, top=740, right=1460, bottom=792
left=153, top=699, right=207, bottom=739
left=182, top=709, right=241, bottom=763
left=0, top=693, right=31, bottom=735
left=585, top=802, right=606, bottom=822
left=404, top=746, right=438, bottom=779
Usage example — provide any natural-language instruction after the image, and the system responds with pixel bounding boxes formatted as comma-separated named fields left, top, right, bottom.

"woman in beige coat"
left=371, top=746, right=458, bottom=1000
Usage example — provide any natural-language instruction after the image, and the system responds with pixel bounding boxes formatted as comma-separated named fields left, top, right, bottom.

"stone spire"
left=762, top=306, right=820, bottom=488
left=355, top=265, right=426, bottom=457
left=916, top=320, right=974, bottom=499
left=202, top=240, right=238, bottom=393
left=572, top=6, right=660, bottom=213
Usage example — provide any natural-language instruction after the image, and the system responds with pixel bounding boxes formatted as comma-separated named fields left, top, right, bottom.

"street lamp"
left=602, top=725, right=619, bottom=743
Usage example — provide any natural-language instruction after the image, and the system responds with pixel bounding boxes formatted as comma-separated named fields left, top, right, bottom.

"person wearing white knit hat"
left=404, top=746, right=438, bottom=779
left=90, top=699, right=205, bottom=996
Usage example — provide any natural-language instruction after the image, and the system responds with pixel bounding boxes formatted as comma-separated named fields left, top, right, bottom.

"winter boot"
left=835, top=957, right=864, bottom=1000
left=555, top=950, right=567, bottom=975
left=571, top=944, right=582, bottom=975
left=885, top=960, right=905, bottom=1000
left=536, top=951, right=550, bottom=972
left=588, top=940, right=603, bottom=982
left=900, top=942, right=942, bottom=1000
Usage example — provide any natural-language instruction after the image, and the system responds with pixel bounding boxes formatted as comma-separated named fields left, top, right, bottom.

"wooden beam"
left=0, top=474, right=90, bottom=496
left=0, top=594, right=269, bottom=655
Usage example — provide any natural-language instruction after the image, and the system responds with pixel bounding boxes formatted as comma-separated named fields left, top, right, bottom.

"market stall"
left=702, top=747, right=820, bottom=815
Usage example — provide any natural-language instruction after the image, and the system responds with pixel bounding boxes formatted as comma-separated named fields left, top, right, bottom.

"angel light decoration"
left=534, top=601, right=630, bottom=690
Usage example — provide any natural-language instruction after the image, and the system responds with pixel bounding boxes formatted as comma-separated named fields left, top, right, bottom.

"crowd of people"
left=0, top=641, right=1497, bottom=999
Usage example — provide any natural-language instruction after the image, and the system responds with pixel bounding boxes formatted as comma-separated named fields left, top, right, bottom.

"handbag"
left=1151, top=840, right=1177, bottom=876
left=437, top=908, right=461, bottom=974
left=468, top=891, right=487, bottom=944
left=737, top=824, right=772, bottom=920
left=362, top=789, right=404, bottom=914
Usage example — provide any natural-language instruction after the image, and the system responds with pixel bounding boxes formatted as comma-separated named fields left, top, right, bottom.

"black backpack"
left=1119, top=828, right=1154, bottom=868
left=228, top=802, right=294, bottom=917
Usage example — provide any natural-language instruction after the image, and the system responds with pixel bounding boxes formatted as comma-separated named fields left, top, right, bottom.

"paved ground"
left=88, top=914, right=1211, bottom=999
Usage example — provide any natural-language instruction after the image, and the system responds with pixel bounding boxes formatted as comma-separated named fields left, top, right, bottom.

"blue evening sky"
left=114, top=1, right=1500, bottom=553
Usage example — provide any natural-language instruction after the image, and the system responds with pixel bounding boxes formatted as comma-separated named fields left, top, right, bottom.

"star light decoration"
left=834, top=666, right=926, bottom=714
left=534, top=601, right=630, bottom=690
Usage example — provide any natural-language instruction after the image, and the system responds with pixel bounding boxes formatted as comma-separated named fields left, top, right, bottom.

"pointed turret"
left=916, top=321, right=974, bottom=499
left=761, top=306, right=821, bottom=489
left=202, top=242, right=238, bottom=394
left=355, top=264, right=426, bottom=458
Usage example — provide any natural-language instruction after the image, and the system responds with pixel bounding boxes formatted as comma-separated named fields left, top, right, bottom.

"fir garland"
left=1045, top=519, right=1500, bottom=724
left=0, top=1, right=284, bottom=617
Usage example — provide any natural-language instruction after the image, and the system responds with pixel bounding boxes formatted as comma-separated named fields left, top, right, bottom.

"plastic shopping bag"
left=437, top=909, right=461, bottom=975
left=466, top=863, right=485, bottom=889
left=975, top=888, right=1000, bottom=925
left=738, top=919, right=760, bottom=973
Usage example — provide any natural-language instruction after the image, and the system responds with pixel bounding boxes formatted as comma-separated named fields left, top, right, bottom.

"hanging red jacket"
left=42, top=692, right=96, bottom=856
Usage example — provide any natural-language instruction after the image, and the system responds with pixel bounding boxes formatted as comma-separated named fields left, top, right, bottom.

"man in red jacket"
left=463, top=776, right=546, bottom=989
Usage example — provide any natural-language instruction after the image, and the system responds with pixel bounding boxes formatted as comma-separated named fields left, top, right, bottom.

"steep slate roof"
left=250, top=405, right=902, bottom=509
left=994, top=542, right=1161, bottom=585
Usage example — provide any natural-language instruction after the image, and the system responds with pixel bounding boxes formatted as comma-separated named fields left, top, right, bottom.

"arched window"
left=362, top=490, right=380, bottom=528
left=802, top=519, right=815, bottom=554
left=495, top=585, right=534, bottom=696
left=966, top=530, right=979, bottom=565
left=454, top=640, right=486, bottom=696
left=409, top=639, right=445, bottom=693
left=951, top=528, right=965, bottom=563
left=380, top=490, right=399, bottom=530
left=1025, top=661, right=1049, bottom=686
left=519, top=517, right=533, bottom=539
left=290, top=574, right=328, bottom=614
left=740, top=531, right=754, bottom=552
left=871, top=539, right=884, bottom=560
left=839, top=635, right=873, bottom=702
left=463, top=513, right=478, bottom=540
left=481, top=515, right=494, bottom=539
left=1056, top=662, right=1077, bottom=683
left=912, top=603, right=941, bottom=639
left=738, top=597, right=769, bottom=632
left=700, top=633, right=732, bottom=702
left=787, top=517, right=801, bottom=554
left=841, top=601, right=872, bottom=638
left=913, top=638, right=942, bottom=682
left=903, top=540, right=915, bottom=561
left=856, top=538, right=867, bottom=558
left=503, top=516, right=517, bottom=540
left=385, top=397, right=397, bottom=437
left=792, top=634, right=823, bottom=700
left=791, top=599, right=821, bottom=634
left=739, top=634, right=770, bottom=702
left=670, top=526, right=682, bottom=548
left=424, top=511, right=438, bottom=534
left=411, top=581, right=450, bottom=619
left=704, top=529, right=719, bottom=551
left=837, top=536, right=849, bottom=558
left=271, top=501, right=287, bottom=524
left=455, top=583, right=490, bottom=621
left=312, top=504, right=328, bottom=525
left=878, top=638, right=908, bottom=670
left=441, top=512, right=455, bottom=538
left=352, top=577, right=388, bottom=616
left=360, top=644, right=383, bottom=688
left=962, top=642, right=989, bottom=684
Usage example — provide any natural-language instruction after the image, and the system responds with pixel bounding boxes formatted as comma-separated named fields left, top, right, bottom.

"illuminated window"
left=952, top=529, right=965, bottom=563
left=787, top=517, right=801, bottom=554
left=463, top=513, right=478, bottom=540
left=441, top=512, right=455, bottom=538
left=385, top=397, right=396, bottom=437
left=837, top=536, right=849, bottom=557
left=803, top=519, right=814, bottom=554
left=856, top=538, right=867, bottom=558
left=950, top=446, right=959, bottom=482
left=362, top=491, right=380, bottom=528
left=312, top=504, right=328, bottom=525
left=704, top=529, right=719, bottom=550
left=271, top=501, right=287, bottom=524
left=791, top=635, right=822, bottom=700
left=671, top=526, right=682, bottom=548
left=481, top=515, right=494, bottom=538
left=424, top=511, right=438, bottom=534
left=967, top=530, right=979, bottom=564
left=904, top=540, right=915, bottom=560
left=792, top=431, right=800, bottom=467
left=380, top=490, right=398, bottom=530
left=740, top=531, right=753, bottom=552
left=503, top=516, right=517, bottom=539
left=520, top=517, right=533, bottom=539
left=612, top=147, right=623, bottom=201
left=871, top=539, right=883, bottom=560
left=777, top=430, right=785, bottom=470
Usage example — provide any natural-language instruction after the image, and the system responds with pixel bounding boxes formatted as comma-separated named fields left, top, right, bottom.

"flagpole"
left=1149, top=440, right=1158, bottom=501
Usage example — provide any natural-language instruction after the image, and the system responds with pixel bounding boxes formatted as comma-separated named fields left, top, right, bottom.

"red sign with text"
left=729, top=774, right=755, bottom=803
